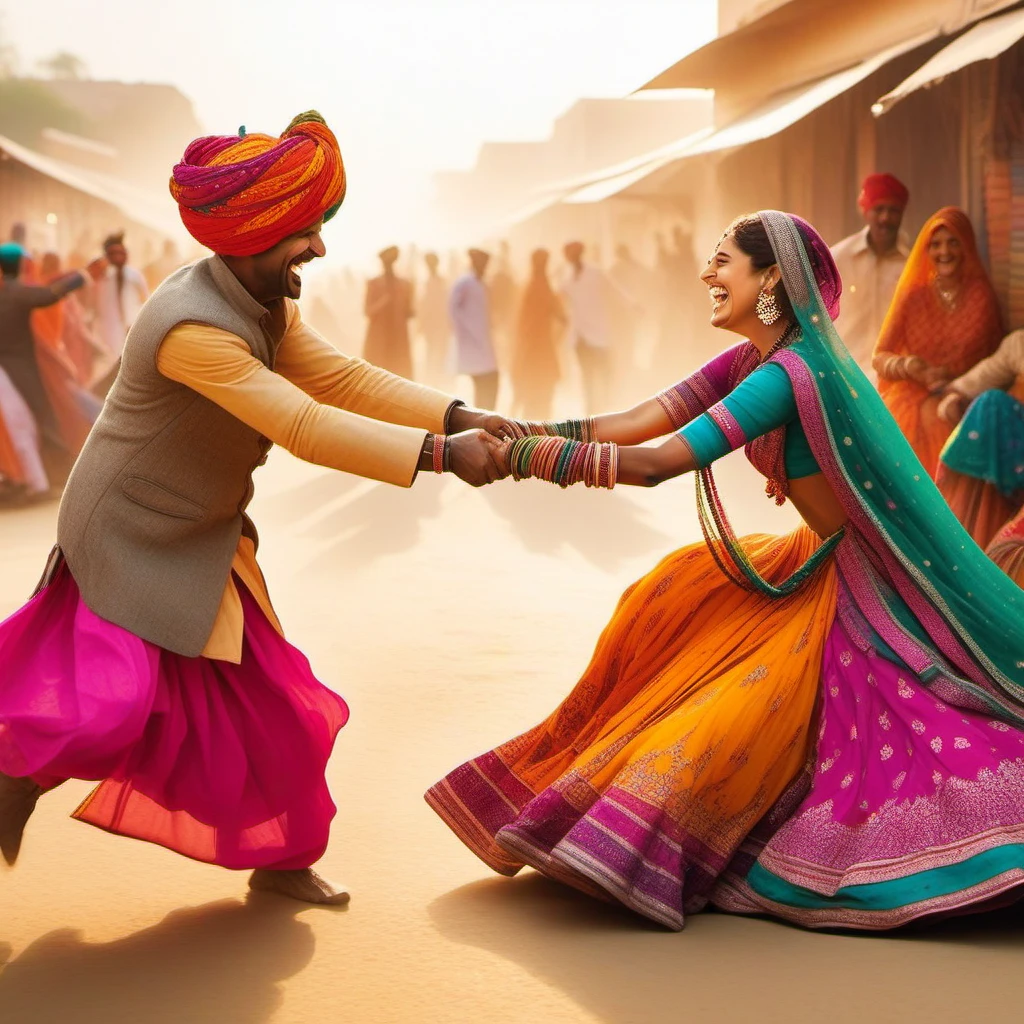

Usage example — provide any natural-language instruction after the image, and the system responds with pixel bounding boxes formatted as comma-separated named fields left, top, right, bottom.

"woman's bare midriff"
left=787, top=473, right=849, bottom=539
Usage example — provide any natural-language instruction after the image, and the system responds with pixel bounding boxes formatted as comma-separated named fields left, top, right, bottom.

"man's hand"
left=448, top=404, right=521, bottom=441
left=448, top=429, right=509, bottom=487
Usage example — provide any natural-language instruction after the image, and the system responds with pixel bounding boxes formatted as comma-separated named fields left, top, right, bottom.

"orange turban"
left=170, top=110, right=346, bottom=257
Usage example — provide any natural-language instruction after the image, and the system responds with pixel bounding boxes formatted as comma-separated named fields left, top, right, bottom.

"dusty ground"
left=2, top=449, right=1024, bottom=1024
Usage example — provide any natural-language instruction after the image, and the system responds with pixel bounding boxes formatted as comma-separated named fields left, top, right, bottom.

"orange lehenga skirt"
left=428, top=528, right=836, bottom=927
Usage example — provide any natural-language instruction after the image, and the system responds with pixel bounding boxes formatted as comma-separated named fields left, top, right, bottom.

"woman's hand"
left=937, top=392, right=968, bottom=424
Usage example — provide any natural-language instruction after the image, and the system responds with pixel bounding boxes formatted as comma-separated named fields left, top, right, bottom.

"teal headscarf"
left=758, top=211, right=1024, bottom=723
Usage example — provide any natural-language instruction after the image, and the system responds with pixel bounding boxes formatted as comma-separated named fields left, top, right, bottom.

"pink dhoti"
left=0, top=564, right=348, bottom=870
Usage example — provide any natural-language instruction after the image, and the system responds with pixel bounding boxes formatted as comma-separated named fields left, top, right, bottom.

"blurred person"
left=608, top=242, right=652, bottom=389
left=93, top=231, right=150, bottom=362
left=561, top=240, right=628, bottom=414
left=0, top=111, right=512, bottom=907
left=873, top=207, right=1002, bottom=478
left=652, top=225, right=702, bottom=378
left=430, top=210, right=1024, bottom=932
left=144, top=238, right=185, bottom=292
left=488, top=240, right=518, bottom=368
left=450, top=247, right=499, bottom=408
left=831, top=173, right=911, bottom=381
left=0, top=364, right=50, bottom=499
left=935, top=328, right=1024, bottom=549
left=363, top=245, right=414, bottom=378
left=0, top=243, right=92, bottom=457
left=418, top=251, right=450, bottom=387
left=510, top=248, right=565, bottom=419
left=34, top=252, right=99, bottom=386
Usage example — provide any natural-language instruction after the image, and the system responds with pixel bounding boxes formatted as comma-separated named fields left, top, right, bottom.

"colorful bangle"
left=507, top=435, right=617, bottom=489
left=432, top=433, right=446, bottom=474
left=512, top=417, right=597, bottom=442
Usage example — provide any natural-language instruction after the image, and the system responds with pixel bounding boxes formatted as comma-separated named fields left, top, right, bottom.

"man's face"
left=251, top=219, right=326, bottom=301
left=106, top=243, right=128, bottom=268
left=470, top=251, right=490, bottom=277
left=864, top=203, right=903, bottom=252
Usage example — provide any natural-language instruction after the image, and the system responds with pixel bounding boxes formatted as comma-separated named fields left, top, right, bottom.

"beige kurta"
left=157, top=298, right=453, bottom=662
left=831, top=226, right=910, bottom=380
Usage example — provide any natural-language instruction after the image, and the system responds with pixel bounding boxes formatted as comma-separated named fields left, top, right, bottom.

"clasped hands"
left=443, top=405, right=520, bottom=487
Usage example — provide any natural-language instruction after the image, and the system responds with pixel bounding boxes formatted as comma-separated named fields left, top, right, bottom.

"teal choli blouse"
left=677, top=362, right=820, bottom=478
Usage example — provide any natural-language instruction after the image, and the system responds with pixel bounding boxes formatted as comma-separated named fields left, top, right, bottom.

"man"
left=363, top=245, right=414, bottom=378
left=417, top=252, right=450, bottom=387
left=561, top=240, right=624, bottom=414
left=93, top=231, right=150, bottom=362
left=831, top=173, right=911, bottom=381
left=450, top=248, right=499, bottom=408
left=0, top=242, right=92, bottom=455
left=0, top=111, right=508, bottom=906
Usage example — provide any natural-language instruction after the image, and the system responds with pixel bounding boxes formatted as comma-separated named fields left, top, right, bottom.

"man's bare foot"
left=247, top=868, right=350, bottom=906
left=0, top=772, right=43, bottom=866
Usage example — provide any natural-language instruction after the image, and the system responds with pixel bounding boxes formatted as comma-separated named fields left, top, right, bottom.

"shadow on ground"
left=0, top=895, right=315, bottom=1024
left=482, top=479, right=671, bottom=570
left=430, top=873, right=1024, bottom=1024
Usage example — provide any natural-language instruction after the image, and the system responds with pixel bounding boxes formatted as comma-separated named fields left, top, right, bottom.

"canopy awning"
left=0, top=132, right=185, bottom=239
left=874, top=6, right=1024, bottom=115
left=565, top=33, right=936, bottom=205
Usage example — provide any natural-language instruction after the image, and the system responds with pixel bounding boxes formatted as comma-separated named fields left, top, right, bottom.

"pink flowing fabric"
left=0, top=566, right=349, bottom=870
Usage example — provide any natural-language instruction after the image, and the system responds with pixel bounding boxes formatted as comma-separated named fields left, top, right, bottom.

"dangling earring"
left=755, top=289, right=781, bottom=326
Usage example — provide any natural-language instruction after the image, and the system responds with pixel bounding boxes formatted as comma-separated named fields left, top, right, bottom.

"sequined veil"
left=758, top=210, right=1024, bottom=724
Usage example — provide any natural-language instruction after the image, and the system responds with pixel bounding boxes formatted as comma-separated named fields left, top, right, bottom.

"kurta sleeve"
left=677, top=362, right=798, bottom=467
left=948, top=330, right=1024, bottom=399
left=275, top=300, right=455, bottom=431
left=156, top=322, right=429, bottom=487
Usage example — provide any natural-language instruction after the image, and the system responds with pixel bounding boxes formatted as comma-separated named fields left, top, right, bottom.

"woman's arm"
left=615, top=435, right=696, bottom=486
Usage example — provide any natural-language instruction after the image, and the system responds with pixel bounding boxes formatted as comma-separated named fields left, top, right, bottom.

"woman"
left=427, top=211, right=1024, bottom=931
left=934, top=328, right=1024, bottom=551
left=30, top=252, right=101, bottom=458
left=873, top=208, right=1002, bottom=478
left=510, top=249, right=564, bottom=420
left=988, top=507, right=1024, bottom=586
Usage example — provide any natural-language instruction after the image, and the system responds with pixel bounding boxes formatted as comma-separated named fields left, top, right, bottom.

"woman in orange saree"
left=429, top=212, right=1024, bottom=932
left=873, top=207, right=1002, bottom=478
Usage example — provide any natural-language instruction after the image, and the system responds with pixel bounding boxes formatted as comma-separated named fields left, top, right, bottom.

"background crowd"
left=2, top=167, right=1023, bottom=587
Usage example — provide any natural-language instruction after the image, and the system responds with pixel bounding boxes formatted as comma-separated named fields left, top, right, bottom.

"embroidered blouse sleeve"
left=275, top=300, right=454, bottom=431
left=156, top=322, right=429, bottom=487
left=653, top=343, right=753, bottom=428
left=676, top=362, right=798, bottom=467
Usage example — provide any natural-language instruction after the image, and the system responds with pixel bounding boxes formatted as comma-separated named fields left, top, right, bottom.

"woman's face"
left=699, top=233, right=774, bottom=333
left=928, top=225, right=963, bottom=281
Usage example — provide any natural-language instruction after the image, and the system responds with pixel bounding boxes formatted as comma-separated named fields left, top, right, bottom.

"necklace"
left=934, top=278, right=961, bottom=310
left=759, top=321, right=800, bottom=363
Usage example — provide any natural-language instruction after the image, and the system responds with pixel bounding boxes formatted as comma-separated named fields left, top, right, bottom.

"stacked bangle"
left=508, top=436, right=617, bottom=489
left=509, top=417, right=597, bottom=442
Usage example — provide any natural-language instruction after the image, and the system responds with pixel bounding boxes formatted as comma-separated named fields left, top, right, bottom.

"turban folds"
left=170, top=111, right=346, bottom=257
left=858, top=172, right=909, bottom=212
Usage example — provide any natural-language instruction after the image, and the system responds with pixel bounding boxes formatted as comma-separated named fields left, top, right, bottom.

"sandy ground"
left=2, top=450, right=1024, bottom=1024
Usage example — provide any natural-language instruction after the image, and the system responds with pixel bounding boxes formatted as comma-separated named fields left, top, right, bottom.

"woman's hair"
left=725, top=212, right=842, bottom=323
left=725, top=213, right=796, bottom=323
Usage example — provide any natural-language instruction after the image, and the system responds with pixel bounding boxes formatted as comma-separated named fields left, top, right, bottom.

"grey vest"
left=52, top=256, right=287, bottom=657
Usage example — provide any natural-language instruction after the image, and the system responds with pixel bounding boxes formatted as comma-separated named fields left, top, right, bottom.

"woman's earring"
left=756, top=289, right=781, bottom=326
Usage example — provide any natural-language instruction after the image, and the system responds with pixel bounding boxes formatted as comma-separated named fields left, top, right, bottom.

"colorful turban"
left=170, top=110, right=346, bottom=257
left=858, top=172, right=909, bottom=212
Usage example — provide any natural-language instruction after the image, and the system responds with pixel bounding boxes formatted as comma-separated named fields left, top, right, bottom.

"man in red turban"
left=831, top=172, right=911, bottom=382
left=0, top=111, right=511, bottom=907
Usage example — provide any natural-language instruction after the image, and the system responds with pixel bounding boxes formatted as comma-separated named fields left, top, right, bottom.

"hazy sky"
left=1, top=0, right=716, bottom=258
